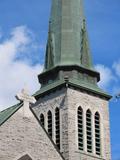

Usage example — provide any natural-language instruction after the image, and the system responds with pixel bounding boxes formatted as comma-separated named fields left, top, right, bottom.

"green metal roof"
left=34, top=79, right=112, bottom=100
left=0, top=103, right=22, bottom=126
left=68, top=79, right=112, bottom=99
left=34, top=79, right=65, bottom=97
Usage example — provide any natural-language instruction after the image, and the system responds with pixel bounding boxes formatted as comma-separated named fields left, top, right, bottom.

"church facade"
left=0, top=0, right=112, bottom=160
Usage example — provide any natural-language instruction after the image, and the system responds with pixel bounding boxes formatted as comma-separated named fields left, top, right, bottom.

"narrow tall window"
left=78, top=106, right=83, bottom=150
left=86, top=109, right=92, bottom=153
left=40, top=113, right=45, bottom=127
left=48, top=111, right=52, bottom=138
left=95, top=112, right=101, bottom=155
left=55, top=107, right=60, bottom=149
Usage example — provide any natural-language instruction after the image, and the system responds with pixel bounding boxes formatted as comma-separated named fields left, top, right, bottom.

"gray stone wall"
left=33, top=87, right=111, bottom=160
left=33, top=88, right=69, bottom=160
left=67, top=88, right=111, bottom=160
left=0, top=107, right=63, bottom=160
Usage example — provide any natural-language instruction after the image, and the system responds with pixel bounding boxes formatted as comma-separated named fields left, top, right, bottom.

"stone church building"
left=0, top=0, right=112, bottom=160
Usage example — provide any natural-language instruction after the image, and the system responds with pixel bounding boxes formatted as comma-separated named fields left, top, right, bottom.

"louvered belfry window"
left=86, top=109, right=92, bottom=153
left=55, top=107, right=60, bottom=149
left=95, top=112, right=101, bottom=155
left=78, top=106, right=83, bottom=150
left=40, top=113, right=45, bottom=127
left=48, top=111, right=52, bottom=138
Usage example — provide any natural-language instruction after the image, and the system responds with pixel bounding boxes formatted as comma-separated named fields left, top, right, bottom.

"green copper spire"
left=36, top=0, right=111, bottom=100
left=45, top=0, right=93, bottom=70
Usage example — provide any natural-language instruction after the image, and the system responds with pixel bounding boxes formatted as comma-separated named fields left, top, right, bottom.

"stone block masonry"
left=33, top=87, right=111, bottom=160
left=0, top=106, right=63, bottom=160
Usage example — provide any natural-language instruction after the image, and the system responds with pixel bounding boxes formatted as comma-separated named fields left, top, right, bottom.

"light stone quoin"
left=16, top=88, right=36, bottom=118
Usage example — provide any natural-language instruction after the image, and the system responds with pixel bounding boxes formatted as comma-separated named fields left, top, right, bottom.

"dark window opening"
left=95, top=112, right=101, bottom=156
left=40, top=113, right=45, bottom=127
left=55, top=107, right=60, bottom=149
left=86, top=109, right=92, bottom=153
left=78, top=106, right=83, bottom=151
left=48, top=111, right=52, bottom=138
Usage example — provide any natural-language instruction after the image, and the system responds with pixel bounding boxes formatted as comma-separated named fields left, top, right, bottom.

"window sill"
left=75, top=150, right=105, bottom=160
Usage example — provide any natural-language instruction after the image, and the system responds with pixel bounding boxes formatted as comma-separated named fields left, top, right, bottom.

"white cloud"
left=95, top=64, right=114, bottom=90
left=0, top=26, right=43, bottom=111
left=113, top=60, right=120, bottom=77
left=0, top=27, right=2, bottom=39
left=0, top=33, right=2, bottom=40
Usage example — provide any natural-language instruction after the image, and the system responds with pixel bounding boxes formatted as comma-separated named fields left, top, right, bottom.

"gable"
left=0, top=106, right=64, bottom=160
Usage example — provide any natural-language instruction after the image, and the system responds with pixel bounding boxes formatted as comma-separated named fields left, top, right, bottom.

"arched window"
left=40, top=113, right=45, bottom=127
left=86, top=109, right=92, bottom=153
left=78, top=106, right=83, bottom=150
left=95, top=112, right=101, bottom=155
left=48, top=110, right=52, bottom=138
left=55, top=107, right=60, bottom=149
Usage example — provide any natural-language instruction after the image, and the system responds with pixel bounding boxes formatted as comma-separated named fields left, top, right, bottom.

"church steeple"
left=44, top=0, right=93, bottom=70
left=36, top=0, right=111, bottom=100
left=33, top=1, right=112, bottom=160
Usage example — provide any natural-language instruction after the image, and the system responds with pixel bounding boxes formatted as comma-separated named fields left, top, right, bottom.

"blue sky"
left=0, top=0, right=120, bottom=159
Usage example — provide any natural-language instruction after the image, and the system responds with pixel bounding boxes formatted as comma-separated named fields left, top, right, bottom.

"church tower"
left=33, top=0, right=112, bottom=160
